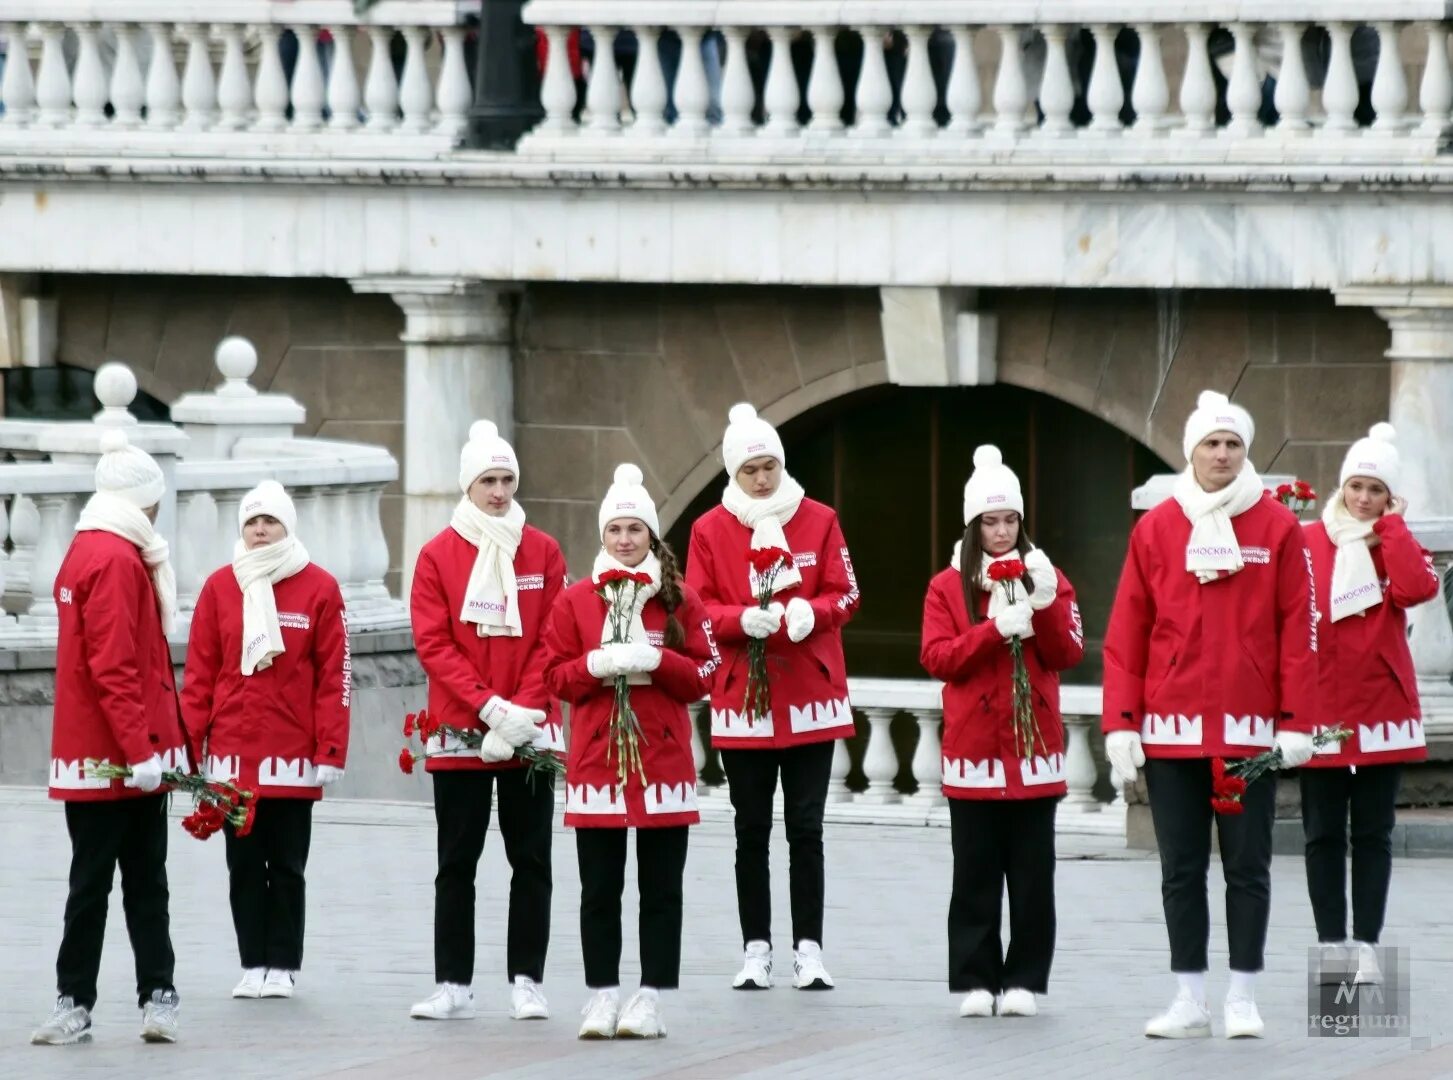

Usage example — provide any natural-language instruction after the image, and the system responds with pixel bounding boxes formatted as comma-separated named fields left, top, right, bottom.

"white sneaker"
left=260, top=970, right=295, bottom=999
left=578, top=988, right=620, bottom=1039
left=410, top=983, right=476, bottom=1020
left=732, top=940, right=772, bottom=990
left=1224, top=995, right=1265, bottom=1038
left=511, top=976, right=549, bottom=1020
left=792, top=940, right=835, bottom=990
left=1144, top=991, right=1212, bottom=1038
left=615, top=989, right=665, bottom=1039
left=1353, top=942, right=1383, bottom=986
left=139, top=989, right=180, bottom=1043
left=30, top=996, right=93, bottom=1045
left=1317, top=941, right=1353, bottom=985
left=231, top=968, right=266, bottom=999
left=999, top=988, right=1038, bottom=1017
left=958, top=989, right=995, bottom=1017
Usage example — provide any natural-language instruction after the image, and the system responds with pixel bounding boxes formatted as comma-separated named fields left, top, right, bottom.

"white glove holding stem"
left=1024, top=549, right=1058, bottom=611
left=1104, top=730, right=1146, bottom=785
left=479, top=730, right=515, bottom=763
left=1275, top=729, right=1315, bottom=769
left=993, top=602, right=1033, bottom=641
left=124, top=754, right=164, bottom=793
left=605, top=641, right=662, bottom=675
left=586, top=649, right=618, bottom=680
left=480, top=696, right=545, bottom=748
left=315, top=765, right=345, bottom=787
left=785, top=597, right=815, bottom=643
left=741, top=602, right=785, bottom=640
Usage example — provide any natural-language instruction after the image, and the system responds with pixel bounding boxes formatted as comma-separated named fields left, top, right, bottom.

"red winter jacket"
left=543, top=579, right=719, bottom=828
left=685, top=499, right=861, bottom=750
left=181, top=563, right=351, bottom=800
left=921, top=566, right=1084, bottom=800
left=410, top=523, right=567, bottom=772
left=1102, top=493, right=1318, bottom=759
left=50, top=530, right=189, bottom=802
left=1302, top=515, right=1439, bottom=767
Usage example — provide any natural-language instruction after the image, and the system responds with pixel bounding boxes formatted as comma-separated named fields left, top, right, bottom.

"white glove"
left=479, top=730, right=515, bottom=763
left=1104, top=730, right=1146, bottom=785
left=1024, top=549, right=1058, bottom=611
left=741, top=602, right=785, bottom=640
left=586, top=649, right=619, bottom=680
left=124, top=754, right=164, bottom=793
left=315, top=765, right=345, bottom=787
left=785, top=597, right=815, bottom=643
left=481, top=696, right=545, bottom=748
left=993, top=602, right=1033, bottom=641
left=1275, top=729, right=1315, bottom=769
left=607, top=641, right=662, bottom=674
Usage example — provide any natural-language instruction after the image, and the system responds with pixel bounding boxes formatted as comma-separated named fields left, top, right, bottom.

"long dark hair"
left=651, top=535, right=687, bottom=649
left=961, top=513, right=1037, bottom=625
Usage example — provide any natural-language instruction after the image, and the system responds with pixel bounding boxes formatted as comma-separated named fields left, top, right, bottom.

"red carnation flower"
left=235, top=799, right=258, bottom=838
left=987, top=559, right=1026, bottom=582
left=1275, top=483, right=1293, bottom=498
left=1295, top=481, right=1316, bottom=500
left=597, top=569, right=631, bottom=586
left=1211, top=797, right=1244, bottom=816
left=749, top=547, right=793, bottom=574
left=398, top=748, right=416, bottom=775
left=403, top=713, right=415, bottom=738
left=629, top=571, right=653, bottom=585
left=416, top=710, right=440, bottom=740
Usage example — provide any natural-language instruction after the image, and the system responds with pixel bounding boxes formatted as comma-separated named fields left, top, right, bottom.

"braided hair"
left=651, top=535, right=687, bottom=649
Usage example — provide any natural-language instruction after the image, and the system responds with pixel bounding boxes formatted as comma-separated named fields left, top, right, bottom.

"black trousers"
left=1301, top=764, right=1402, bottom=944
left=432, top=769, right=553, bottom=985
left=947, top=797, right=1058, bottom=994
left=56, top=797, right=176, bottom=1011
left=576, top=826, right=690, bottom=989
left=720, top=741, right=834, bottom=949
left=224, top=798, right=314, bottom=971
left=1145, top=757, right=1275, bottom=973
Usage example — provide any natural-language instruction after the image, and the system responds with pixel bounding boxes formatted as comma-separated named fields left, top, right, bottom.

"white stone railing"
left=0, top=1, right=478, bottom=155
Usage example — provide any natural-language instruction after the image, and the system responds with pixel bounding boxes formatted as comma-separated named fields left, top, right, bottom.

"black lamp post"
left=467, top=0, right=545, bottom=149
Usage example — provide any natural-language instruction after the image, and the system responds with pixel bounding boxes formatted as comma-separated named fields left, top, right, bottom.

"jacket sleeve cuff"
left=1372, top=514, right=1409, bottom=539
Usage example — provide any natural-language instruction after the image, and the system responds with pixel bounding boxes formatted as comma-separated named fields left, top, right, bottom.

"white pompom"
left=973, top=444, right=1003, bottom=470
left=614, top=463, right=644, bottom=486
left=98, top=428, right=129, bottom=454
left=469, top=420, right=498, bottom=443
left=1196, top=389, right=1228, bottom=409
left=728, top=403, right=758, bottom=425
left=1369, top=421, right=1396, bottom=443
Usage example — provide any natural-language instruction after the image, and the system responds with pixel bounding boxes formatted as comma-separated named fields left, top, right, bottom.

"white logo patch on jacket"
left=277, top=612, right=311, bottom=631
left=1239, top=546, right=1271, bottom=565
left=517, top=574, right=545, bottom=592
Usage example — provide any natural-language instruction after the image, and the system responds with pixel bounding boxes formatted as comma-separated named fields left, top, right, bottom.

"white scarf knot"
left=76, top=491, right=177, bottom=637
left=1322, top=496, right=1382, bottom=622
left=1171, top=463, right=1265, bottom=584
left=451, top=497, right=526, bottom=637
left=722, top=472, right=806, bottom=593
left=232, top=535, right=311, bottom=675
left=592, top=549, right=661, bottom=685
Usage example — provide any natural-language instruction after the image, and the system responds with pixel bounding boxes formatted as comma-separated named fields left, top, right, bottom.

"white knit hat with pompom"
left=1182, top=389, right=1255, bottom=461
left=458, top=420, right=519, bottom=494
left=721, top=402, right=785, bottom=477
left=599, top=463, right=659, bottom=537
left=1339, top=421, right=1401, bottom=493
left=962, top=444, right=1024, bottom=524
left=94, top=428, right=166, bottom=509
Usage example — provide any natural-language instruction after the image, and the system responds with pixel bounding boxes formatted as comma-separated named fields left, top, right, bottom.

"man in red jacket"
left=32, top=430, right=188, bottom=1046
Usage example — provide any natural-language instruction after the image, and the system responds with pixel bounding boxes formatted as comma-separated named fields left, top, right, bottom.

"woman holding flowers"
left=685, top=403, right=861, bottom=992
left=542, top=464, right=719, bottom=1040
left=407, top=421, right=567, bottom=1023
left=1102, top=390, right=1318, bottom=1040
left=182, top=480, right=350, bottom=1002
left=920, top=446, right=1084, bottom=1020
left=1300, top=423, right=1439, bottom=985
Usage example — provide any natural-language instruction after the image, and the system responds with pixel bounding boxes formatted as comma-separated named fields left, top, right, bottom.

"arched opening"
left=667, top=384, right=1169, bottom=683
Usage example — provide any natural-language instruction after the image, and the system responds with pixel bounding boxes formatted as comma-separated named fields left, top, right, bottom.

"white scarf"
left=76, top=492, right=177, bottom=636
left=1322, top=496, right=1382, bottom=622
left=591, top=549, right=661, bottom=685
left=450, top=497, right=526, bottom=637
left=722, top=471, right=806, bottom=593
left=1171, top=463, right=1265, bottom=584
left=232, top=535, right=311, bottom=675
left=950, top=544, right=1035, bottom=639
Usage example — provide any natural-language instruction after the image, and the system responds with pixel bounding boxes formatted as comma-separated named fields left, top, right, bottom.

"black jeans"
left=56, top=797, right=176, bottom=1011
left=720, top=740, right=834, bottom=949
left=576, top=826, right=690, bottom=989
left=432, top=769, right=554, bottom=985
left=947, top=797, right=1058, bottom=994
left=224, top=798, right=314, bottom=971
left=1145, top=757, right=1275, bottom=972
left=1301, top=764, right=1402, bottom=944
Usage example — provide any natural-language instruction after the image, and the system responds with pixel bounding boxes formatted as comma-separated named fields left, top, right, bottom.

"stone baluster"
left=1371, top=22, right=1409, bottom=133
left=349, top=484, right=394, bottom=615
left=174, top=490, right=217, bottom=619
left=436, top=26, right=472, bottom=137
left=292, top=488, right=325, bottom=563
left=213, top=489, right=243, bottom=570
left=4, top=494, right=38, bottom=614
left=1274, top=23, right=1312, bottom=136
left=991, top=26, right=1030, bottom=136
left=216, top=24, right=252, bottom=131
left=584, top=25, right=620, bottom=132
left=110, top=26, right=145, bottom=129
left=1131, top=25, right=1171, bottom=134
left=1, top=22, right=37, bottom=125
left=180, top=22, right=218, bottom=130
left=72, top=23, right=109, bottom=128
left=854, top=26, right=893, bottom=136
left=1322, top=23, right=1360, bottom=133
left=536, top=26, right=576, bottom=133
left=1177, top=24, right=1217, bottom=137
left=1061, top=715, right=1101, bottom=811
left=0, top=499, right=9, bottom=619
left=673, top=26, right=711, bottom=135
left=364, top=26, right=400, bottom=131
left=858, top=707, right=901, bottom=804
left=628, top=26, right=668, bottom=136
left=290, top=25, right=326, bottom=131
left=760, top=26, right=800, bottom=136
left=805, top=27, right=845, bottom=134
left=1225, top=23, right=1263, bottom=137
left=907, top=709, right=944, bottom=807
left=322, top=487, right=358, bottom=604
left=18, top=493, right=79, bottom=627
left=399, top=26, right=434, bottom=133
left=35, top=23, right=71, bottom=127
left=1038, top=26, right=1075, bottom=135
left=144, top=23, right=182, bottom=130
left=1086, top=25, right=1124, bottom=134
left=324, top=26, right=360, bottom=131
left=718, top=26, right=756, bottom=135
left=944, top=27, right=981, bottom=134
left=1418, top=23, right=1453, bottom=138
left=828, top=735, right=853, bottom=802
left=898, top=26, right=938, bottom=136
left=253, top=25, right=289, bottom=132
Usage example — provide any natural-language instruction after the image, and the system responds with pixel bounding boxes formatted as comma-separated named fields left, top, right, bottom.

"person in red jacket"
left=685, top=403, right=861, bottom=992
left=1300, top=422, right=1439, bottom=986
left=408, top=420, right=567, bottom=1024
left=921, top=446, right=1085, bottom=1020
left=181, top=480, right=351, bottom=1002
left=32, top=429, right=187, bottom=1047
left=1101, top=390, right=1318, bottom=1040
left=543, top=464, right=720, bottom=1040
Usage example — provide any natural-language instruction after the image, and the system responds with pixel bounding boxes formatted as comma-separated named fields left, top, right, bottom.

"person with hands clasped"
left=32, top=431, right=188, bottom=1046
left=921, top=446, right=1084, bottom=1020
left=408, top=421, right=567, bottom=1023
left=1102, top=391, right=1318, bottom=1040
left=686, top=404, right=861, bottom=992
left=181, top=480, right=351, bottom=1002
left=1300, top=423, right=1439, bottom=986
left=543, top=465, right=720, bottom=1040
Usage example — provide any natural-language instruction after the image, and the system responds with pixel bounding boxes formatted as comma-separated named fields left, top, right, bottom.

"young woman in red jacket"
left=33, top=431, right=188, bottom=1046
left=543, top=464, right=720, bottom=1040
left=921, top=446, right=1084, bottom=1020
left=408, top=421, right=567, bottom=1024
left=1101, top=391, right=1318, bottom=1040
left=685, top=403, right=860, bottom=991
left=182, top=480, right=351, bottom=1002
left=1300, top=423, right=1439, bottom=986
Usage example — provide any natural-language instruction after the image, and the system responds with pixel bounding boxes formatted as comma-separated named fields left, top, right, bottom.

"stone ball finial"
left=94, top=361, right=138, bottom=410
left=215, top=336, right=260, bottom=399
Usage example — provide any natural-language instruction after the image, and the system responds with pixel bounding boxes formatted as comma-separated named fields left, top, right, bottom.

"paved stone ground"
left=2, top=786, right=1450, bottom=1080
